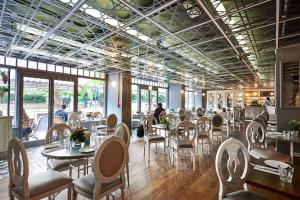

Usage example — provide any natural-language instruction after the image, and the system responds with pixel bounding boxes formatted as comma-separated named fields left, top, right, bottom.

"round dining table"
left=41, top=144, right=95, bottom=177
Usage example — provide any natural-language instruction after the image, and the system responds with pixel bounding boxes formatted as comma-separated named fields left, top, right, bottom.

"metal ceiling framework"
left=0, top=0, right=299, bottom=89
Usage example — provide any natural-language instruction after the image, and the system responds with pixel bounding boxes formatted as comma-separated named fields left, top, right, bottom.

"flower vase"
left=72, top=140, right=82, bottom=149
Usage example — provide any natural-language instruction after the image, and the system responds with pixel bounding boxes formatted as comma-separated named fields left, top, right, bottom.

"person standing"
left=153, top=103, right=165, bottom=123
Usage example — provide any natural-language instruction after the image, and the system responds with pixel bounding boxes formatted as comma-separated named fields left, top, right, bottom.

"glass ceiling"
left=0, top=0, right=299, bottom=89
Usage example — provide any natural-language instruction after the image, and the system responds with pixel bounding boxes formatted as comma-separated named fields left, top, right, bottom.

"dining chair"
left=106, top=113, right=118, bottom=134
left=246, top=121, right=290, bottom=163
left=7, top=138, right=73, bottom=200
left=178, top=109, right=185, bottom=116
left=115, top=123, right=131, bottom=186
left=68, top=112, right=81, bottom=129
left=159, top=111, right=167, bottom=122
left=45, top=123, right=87, bottom=177
left=211, top=114, right=225, bottom=144
left=172, top=120, right=197, bottom=171
left=184, top=111, right=193, bottom=121
left=164, top=113, right=177, bottom=146
left=216, top=138, right=268, bottom=200
left=72, top=136, right=127, bottom=200
left=143, top=115, right=166, bottom=163
left=53, top=116, right=64, bottom=125
left=196, top=116, right=211, bottom=154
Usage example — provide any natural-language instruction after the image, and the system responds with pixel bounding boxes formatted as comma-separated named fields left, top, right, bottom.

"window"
left=0, top=68, right=9, bottom=116
left=185, top=91, right=195, bottom=110
left=158, top=88, right=167, bottom=108
left=78, top=78, right=105, bottom=115
left=131, top=84, right=138, bottom=114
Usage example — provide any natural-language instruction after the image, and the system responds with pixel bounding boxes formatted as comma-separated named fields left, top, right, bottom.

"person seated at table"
left=55, top=104, right=68, bottom=122
left=263, top=96, right=273, bottom=107
left=153, top=103, right=165, bottom=123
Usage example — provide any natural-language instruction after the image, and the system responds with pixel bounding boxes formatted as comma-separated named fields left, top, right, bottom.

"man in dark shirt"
left=55, top=104, right=68, bottom=122
left=153, top=103, right=165, bottom=123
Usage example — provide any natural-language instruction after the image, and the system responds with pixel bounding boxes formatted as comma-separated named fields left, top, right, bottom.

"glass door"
left=21, top=77, right=50, bottom=143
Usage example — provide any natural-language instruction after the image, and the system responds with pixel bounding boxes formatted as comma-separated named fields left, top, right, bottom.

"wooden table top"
left=246, top=161, right=300, bottom=200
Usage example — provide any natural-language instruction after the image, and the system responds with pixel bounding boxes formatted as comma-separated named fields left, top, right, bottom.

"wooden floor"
left=0, top=124, right=293, bottom=200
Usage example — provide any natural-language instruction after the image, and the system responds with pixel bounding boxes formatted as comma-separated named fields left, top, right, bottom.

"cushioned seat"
left=224, top=190, right=268, bottom=200
left=249, top=148, right=290, bottom=163
left=73, top=172, right=121, bottom=198
left=12, top=170, right=72, bottom=198
left=198, top=134, right=209, bottom=139
left=48, top=158, right=86, bottom=171
left=48, top=159, right=70, bottom=171
left=96, top=125, right=107, bottom=130
left=144, top=135, right=165, bottom=142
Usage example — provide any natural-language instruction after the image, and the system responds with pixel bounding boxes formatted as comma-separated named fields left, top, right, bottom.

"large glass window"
left=78, top=78, right=105, bottom=115
left=0, top=68, right=9, bottom=116
left=185, top=91, right=195, bottom=110
left=131, top=84, right=138, bottom=114
left=158, top=88, right=167, bottom=108
left=141, top=89, right=149, bottom=114
left=150, top=90, right=157, bottom=112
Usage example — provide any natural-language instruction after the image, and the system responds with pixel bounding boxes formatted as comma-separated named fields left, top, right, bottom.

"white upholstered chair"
left=106, top=114, right=118, bottom=134
left=246, top=121, right=290, bottom=163
left=172, top=120, right=197, bottom=171
left=115, top=123, right=131, bottom=186
left=216, top=138, right=267, bottom=200
left=72, top=136, right=127, bottom=200
left=143, top=115, right=166, bottom=162
left=211, top=114, right=225, bottom=144
left=8, top=138, right=72, bottom=200
left=196, top=116, right=211, bottom=154
left=68, top=112, right=81, bottom=129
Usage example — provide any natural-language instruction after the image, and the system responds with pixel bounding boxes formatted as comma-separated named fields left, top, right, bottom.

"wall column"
left=106, top=72, right=132, bottom=130
left=168, top=84, right=185, bottom=111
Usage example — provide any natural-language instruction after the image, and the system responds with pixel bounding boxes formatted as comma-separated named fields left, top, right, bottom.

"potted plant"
left=0, top=85, right=8, bottom=98
left=0, top=71, right=8, bottom=84
left=160, top=118, right=169, bottom=128
left=288, top=120, right=300, bottom=135
left=70, top=127, right=86, bottom=148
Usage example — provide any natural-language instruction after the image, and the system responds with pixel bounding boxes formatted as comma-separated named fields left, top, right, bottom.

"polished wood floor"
left=0, top=124, right=293, bottom=200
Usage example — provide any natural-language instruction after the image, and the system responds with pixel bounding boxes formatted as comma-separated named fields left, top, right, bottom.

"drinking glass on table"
left=279, top=165, right=294, bottom=183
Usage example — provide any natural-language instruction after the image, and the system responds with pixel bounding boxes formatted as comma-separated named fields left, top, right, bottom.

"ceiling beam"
left=275, top=0, right=280, bottom=49
left=24, top=0, right=87, bottom=59
left=196, top=0, right=263, bottom=87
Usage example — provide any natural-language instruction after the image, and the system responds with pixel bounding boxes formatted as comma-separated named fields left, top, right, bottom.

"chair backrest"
left=246, top=121, right=266, bottom=151
left=215, top=138, right=249, bottom=200
left=93, top=136, right=126, bottom=196
left=212, top=114, right=224, bottom=130
left=68, top=112, right=81, bottom=128
left=184, top=111, right=193, bottom=121
left=107, top=114, right=118, bottom=131
left=115, top=123, right=131, bottom=147
left=178, top=109, right=185, bottom=116
left=176, top=120, right=197, bottom=146
left=159, top=111, right=166, bottom=122
left=143, top=115, right=157, bottom=135
left=197, top=116, right=211, bottom=136
left=252, top=117, right=267, bottom=130
left=165, top=113, right=177, bottom=126
left=45, top=123, right=72, bottom=144
left=53, top=116, right=64, bottom=125
left=7, top=138, right=30, bottom=198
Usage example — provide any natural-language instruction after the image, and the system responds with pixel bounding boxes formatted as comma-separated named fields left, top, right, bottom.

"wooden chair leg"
left=126, top=162, right=129, bottom=186
left=143, top=142, right=146, bottom=156
left=148, top=143, right=150, bottom=162
left=72, top=187, right=78, bottom=200
left=67, top=185, right=71, bottom=200
left=106, top=195, right=109, bottom=200
left=121, top=187, right=125, bottom=200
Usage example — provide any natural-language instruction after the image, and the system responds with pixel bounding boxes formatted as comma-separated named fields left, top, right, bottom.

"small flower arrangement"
left=288, top=120, right=300, bottom=132
left=160, top=118, right=169, bottom=125
left=70, top=127, right=86, bottom=143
